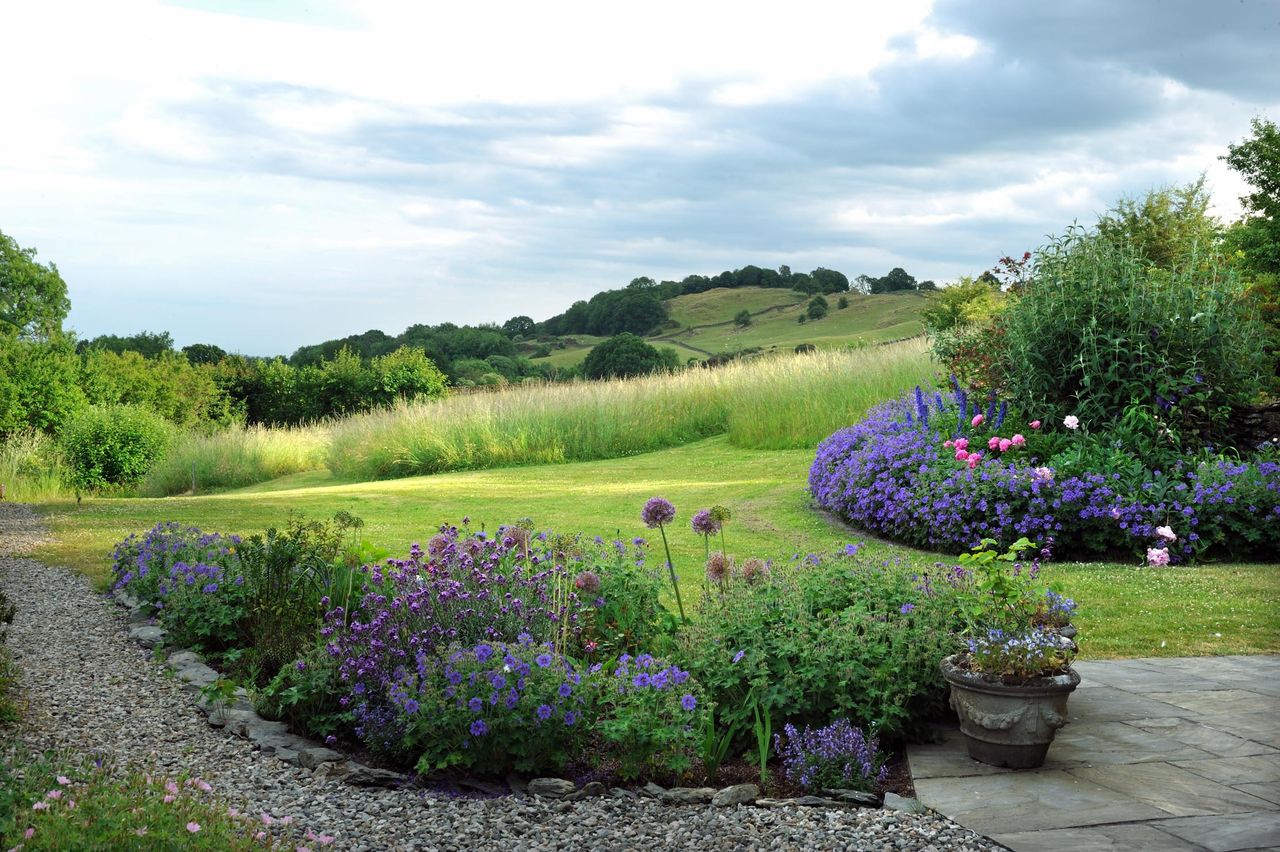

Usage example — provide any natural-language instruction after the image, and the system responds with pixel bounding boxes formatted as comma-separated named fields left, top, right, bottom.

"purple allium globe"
left=706, top=552, right=731, bottom=584
left=641, top=496, right=676, bottom=528
left=691, top=509, right=720, bottom=536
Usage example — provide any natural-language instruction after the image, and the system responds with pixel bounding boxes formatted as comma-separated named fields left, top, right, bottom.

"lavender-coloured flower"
left=641, top=497, right=676, bottom=528
left=691, top=509, right=720, bottom=536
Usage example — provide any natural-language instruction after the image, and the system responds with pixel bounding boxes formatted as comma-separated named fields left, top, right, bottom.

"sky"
left=1, top=0, right=1277, bottom=356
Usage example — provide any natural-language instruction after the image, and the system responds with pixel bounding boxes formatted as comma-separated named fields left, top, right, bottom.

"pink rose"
left=967, top=453, right=982, bottom=469
left=955, top=449, right=970, bottom=462
left=999, top=438, right=1012, bottom=452
left=943, top=439, right=954, bottom=448
left=1146, top=547, right=1170, bottom=567
left=987, top=436, right=1001, bottom=450
left=1029, top=420, right=1041, bottom=430
left=954, top=438, right=969, bottom=451
left=1010, top=434, right=1026, bottom=447
left=971, top=414, right=984, bottom=427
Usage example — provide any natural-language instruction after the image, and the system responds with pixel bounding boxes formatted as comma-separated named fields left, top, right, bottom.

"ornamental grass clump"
left=774, top=719, right=888, bottom=793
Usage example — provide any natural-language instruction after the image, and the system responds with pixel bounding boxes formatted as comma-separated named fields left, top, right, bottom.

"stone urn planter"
left=940, top=654, right=1080, bottom=769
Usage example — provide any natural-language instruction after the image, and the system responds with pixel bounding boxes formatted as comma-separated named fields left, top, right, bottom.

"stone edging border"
left=115, top=591, right=927, bottom=812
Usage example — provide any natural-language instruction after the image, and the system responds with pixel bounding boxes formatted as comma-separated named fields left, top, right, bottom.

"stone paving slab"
left=909, top=655, right=1280, bottom=852
left=990, top=822, right=1203, bottom=851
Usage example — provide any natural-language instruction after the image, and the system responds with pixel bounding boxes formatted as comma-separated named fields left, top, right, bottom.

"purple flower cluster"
left=325, top=525, right=590, bottom=738
left=602, top=652, right=694, bottom=698
left=966, top=627, right=1072, bottom=678
left=111, top=522, right=242, bottom=604
left=809, top=388, right=1279, bottom=561
left=774, top=719, right=887, bottom=793
left=640, top=497, right=676, bottom=528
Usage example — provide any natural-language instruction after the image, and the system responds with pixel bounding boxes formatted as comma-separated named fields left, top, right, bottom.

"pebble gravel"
left=0, top=503, right=1005, bottom=851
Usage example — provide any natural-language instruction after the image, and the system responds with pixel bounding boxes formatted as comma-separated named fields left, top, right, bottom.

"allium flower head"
left=706, top=552, right=731, bottom=584
left=426, top=534, right=451, bottom=557
left=573, top=570, right=601, bottom=593
left=641, top=496, right=676, bottom=528
left=708, top=505, right=732, bottom=523
left=691, top=509, right=720, bottom=536
left=740, top=557, right=769, bottom=584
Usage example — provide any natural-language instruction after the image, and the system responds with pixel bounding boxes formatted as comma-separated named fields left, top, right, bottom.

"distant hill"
left=528, top=287, right=929, bottom=369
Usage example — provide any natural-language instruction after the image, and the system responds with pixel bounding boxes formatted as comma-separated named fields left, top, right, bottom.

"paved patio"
left=909, top=655, right=1280, bottom=851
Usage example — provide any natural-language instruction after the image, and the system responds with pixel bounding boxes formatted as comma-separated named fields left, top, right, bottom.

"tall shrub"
left=999, top=227, right=1266, bottom=444
left=58, top=404, right=170, bottom=491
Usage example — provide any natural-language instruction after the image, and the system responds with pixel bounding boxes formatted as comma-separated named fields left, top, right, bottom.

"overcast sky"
left=2, top=0, right=1277, bottom=356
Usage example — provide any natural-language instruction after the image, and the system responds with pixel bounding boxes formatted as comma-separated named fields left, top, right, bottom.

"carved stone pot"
left=940, top=654, right=1080, bottom=769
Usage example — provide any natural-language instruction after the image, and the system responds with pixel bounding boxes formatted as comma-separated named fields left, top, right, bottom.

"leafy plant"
left=57, top=404, right=170, bottom=490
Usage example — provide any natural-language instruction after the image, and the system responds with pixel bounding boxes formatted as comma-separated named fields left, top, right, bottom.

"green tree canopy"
left=0, top=229, right=70, bottom=339
left=582, top=333, right=675, bottom=380
left=1222, top=117, right=1280, bottom=274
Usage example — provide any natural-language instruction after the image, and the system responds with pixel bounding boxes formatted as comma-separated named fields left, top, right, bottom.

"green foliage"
left=0, top=335, right=85, bottom=435
left=582, top=332, right=672, bottom=380
left=859, top=267, right=918, bottom=294
left=1096, top=178, right=1219, bottom=269
left=806, top=296, right=828, bottom=320
left=733, top=309, right=752, bottom=327
left=0, top=229, right=70, bottom=340
left=580, top=542, right=673, bottom=657
left=836, top=296, right=849, bottom=309
left=591, top=660, right=708, bottom=781
left=78, top=349, right=235, bottom=427
left=181, top=342, right=227, bottom=365
left=1222, top=117, right=1280, bottom=274
left=999, top=224, right=1266, bottom=443
left=921, top=276, right=1002, bottom=335
left=58, top=404, right=170, bottom=490
left=677, top=552, right=960, bottom=743
left=77, top=329, right=174, bottom=359
left=255, top=641, right=351, bottom=740
left=0, top=751, right=299, bottom=849
left=237, top=515, right=353, bottom=680
left=159, top=572, right=249, bottom=654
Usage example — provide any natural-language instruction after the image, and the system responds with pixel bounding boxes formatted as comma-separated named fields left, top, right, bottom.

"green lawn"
left=33, top=437, right=1278, bottom=660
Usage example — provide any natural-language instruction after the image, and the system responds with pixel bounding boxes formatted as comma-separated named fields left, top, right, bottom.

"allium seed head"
left=706, top=552, right=731, bottom=584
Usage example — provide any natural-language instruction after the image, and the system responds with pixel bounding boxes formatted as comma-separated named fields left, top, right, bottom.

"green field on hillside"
left=536, top=288, right=930, bottom=369
left=33, top=436, right=1279, bottom=659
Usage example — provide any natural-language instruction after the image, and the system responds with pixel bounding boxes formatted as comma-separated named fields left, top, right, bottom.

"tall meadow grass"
left=138, top=422, right=330, bottom=497
left=0, top=429, right=72, bottom=502
left=326, top=338, right=932, bottom=480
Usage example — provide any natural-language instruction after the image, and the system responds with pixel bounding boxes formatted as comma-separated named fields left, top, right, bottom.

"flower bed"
left=109, top=503, right=983, bottom=791
left=810, top=383, right=1279, bottom=563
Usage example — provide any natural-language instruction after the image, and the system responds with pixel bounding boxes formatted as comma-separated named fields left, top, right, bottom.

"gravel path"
left=0, top=503, right=1003, bottom=851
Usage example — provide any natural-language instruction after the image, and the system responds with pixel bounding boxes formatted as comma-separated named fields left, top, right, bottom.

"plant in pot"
left=941, top=537, right=1079, bottom=769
